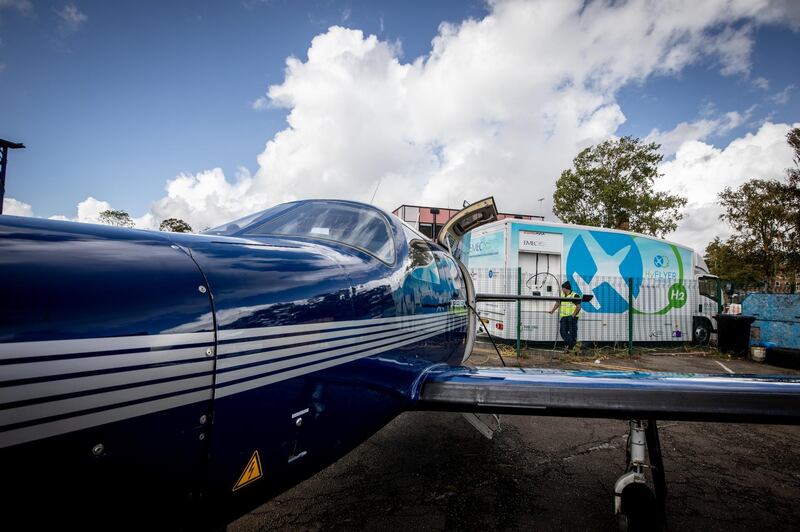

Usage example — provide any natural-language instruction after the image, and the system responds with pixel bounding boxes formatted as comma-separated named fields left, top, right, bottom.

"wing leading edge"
left=414, top=367, right=800, bottom=424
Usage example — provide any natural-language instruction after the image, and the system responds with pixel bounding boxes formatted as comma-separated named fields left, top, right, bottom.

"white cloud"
left=147, top=0, right=799, bottom=233
left=2, top=197, right=33, bottom=217
left=659, top=121, right=799, bottom=253
left=755, top=0, right=800, bottom=30
left=0, top=0, right=32, bottom=14
left=38, top=0, right=797, bottom=247
left=150, top=167, right=266, bottom=231
left=56, top=3, right=87, bottom=34
left=771, top=84, right=795, bottom=104
left=132, top=213, right=158, bottom=230
left=47, top=196, right=159, bottom=230
left=647, top=110, right=747, bottom=156
left=252, top=97, right=269, bottom=110
left=752, top=76, right=770, bottom=90
left=75, top=196, right=111, bottom=223
left=49, top=196, right=112, bottom=224
left=708, top=25, right=755, bottom=76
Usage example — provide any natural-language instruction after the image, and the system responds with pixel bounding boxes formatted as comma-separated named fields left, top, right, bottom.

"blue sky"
left=1, top=1, right=798, bottom=250
left=1, top=0, right=488, bottom=216
left=619, top=27, right=800, bottom=131
left=617, top=25, right=799, bottom=139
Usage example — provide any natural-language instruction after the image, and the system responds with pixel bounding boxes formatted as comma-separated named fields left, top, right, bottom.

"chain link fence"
left=469, top=268, right=721, bottom=353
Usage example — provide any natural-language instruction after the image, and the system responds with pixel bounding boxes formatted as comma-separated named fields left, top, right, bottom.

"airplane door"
left=186, top=240, right=356, bottom=528
left=433, top=251, right=469, bottom=361
left=436, top=197, right=498, bottom=254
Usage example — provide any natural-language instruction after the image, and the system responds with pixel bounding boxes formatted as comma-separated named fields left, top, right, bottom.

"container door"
left=518, top=252, right=562, bottom=342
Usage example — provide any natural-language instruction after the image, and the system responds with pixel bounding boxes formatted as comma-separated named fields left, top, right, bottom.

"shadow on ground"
left=231, top=346, right=800, bottom=532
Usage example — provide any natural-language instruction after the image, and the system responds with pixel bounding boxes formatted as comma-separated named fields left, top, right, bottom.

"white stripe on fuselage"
left=217, top=312, right=452, bottom=342
left=0, top=332, right=215, bottom=361
left=217, top=317, right=457, bottom=384
left=216, top=317, right=465, bottom=398
left=0, top=313, right=467, bottom=448
left=218, top=313, right=453, bottom=369
left=0, top=390, right=213, bottom=450
left=0, top=359, right=214, bottom=404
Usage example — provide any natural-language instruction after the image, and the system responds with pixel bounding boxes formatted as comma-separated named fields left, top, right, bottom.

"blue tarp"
left=742, top=293, right=800, bottom=351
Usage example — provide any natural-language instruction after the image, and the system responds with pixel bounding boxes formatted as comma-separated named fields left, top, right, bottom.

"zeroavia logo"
left=566, top=231, right=687, bottom=315
left=566, top=232, right=642, bottom=314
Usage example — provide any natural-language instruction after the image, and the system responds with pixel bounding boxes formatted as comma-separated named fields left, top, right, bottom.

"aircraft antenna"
left=370, top=177, right=382, bottom=204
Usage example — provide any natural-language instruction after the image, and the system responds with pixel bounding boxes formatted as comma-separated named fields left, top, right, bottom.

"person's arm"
left=549, top=301, right=559, bottom=314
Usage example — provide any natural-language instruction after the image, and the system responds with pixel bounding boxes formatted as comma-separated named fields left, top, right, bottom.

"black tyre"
left=618, top=483, right=658, bottom=532
left=692, top=318, right=711, bottom=345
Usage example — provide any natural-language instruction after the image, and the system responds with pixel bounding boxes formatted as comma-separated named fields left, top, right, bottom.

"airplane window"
left=401, top=222, right=428, bottom=242
left=203, top=202, right=299, bottom=236
left=246, top=202, right=395, bottom=264
left=436, top=253, right=465, bottom=295
left=408, top=241, right=440, bottom=284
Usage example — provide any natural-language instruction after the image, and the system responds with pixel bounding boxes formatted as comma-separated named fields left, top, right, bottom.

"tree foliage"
left=783, top=127, right=800, bottom=274
left=159, top=218, right=193, bottom=233
left=712, top=127, right=800, bottom=291
left=703, top=237, right=763, bottom=290
left=98, top=209, right=134, bottom=228
left=553, top=136, right=687, bottom=237
left=718, top=179, right=789, bottom=286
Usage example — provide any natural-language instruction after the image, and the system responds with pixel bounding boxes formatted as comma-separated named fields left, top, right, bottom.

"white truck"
left=461, top=218, right=723, bottom=344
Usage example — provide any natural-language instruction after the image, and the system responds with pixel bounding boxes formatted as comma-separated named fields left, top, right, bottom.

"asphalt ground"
left=230, top=345, right=800, bottom=531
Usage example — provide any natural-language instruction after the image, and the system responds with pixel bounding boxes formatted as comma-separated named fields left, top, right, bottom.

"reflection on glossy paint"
left=0, top=200, right=473, bottom=530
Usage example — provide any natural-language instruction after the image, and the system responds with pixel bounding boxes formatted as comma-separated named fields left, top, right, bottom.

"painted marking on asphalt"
left=715, top=361, right=735, bottom=374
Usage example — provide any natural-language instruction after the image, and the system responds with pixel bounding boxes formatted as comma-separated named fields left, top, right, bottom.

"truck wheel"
left=692, top=318, right=711, bottom=345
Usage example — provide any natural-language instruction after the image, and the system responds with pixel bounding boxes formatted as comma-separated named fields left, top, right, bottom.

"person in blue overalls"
left=549, top=281, right=581, bottom=352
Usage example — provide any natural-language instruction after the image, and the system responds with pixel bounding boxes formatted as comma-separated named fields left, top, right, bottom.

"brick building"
left=392, top=204, right=544, bottom=240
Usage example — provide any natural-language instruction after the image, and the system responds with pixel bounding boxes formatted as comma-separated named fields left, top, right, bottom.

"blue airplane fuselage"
left=0, top=205, right=469, bottom=529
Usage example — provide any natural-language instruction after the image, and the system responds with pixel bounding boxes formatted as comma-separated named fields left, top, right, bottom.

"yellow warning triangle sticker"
left=233, top=451, right=263, bottom=492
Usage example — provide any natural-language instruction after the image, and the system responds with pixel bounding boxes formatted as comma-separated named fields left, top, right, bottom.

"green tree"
left=718, top=179, right=791, bottom=290
left=709, top=127, right=800, bottom=293
left=788, top=127, right=800, bottom=183
left=98, top=209, right=134, bottom=228
left=553, top=136, right=687, bottom=237
left=159, top=218, right=193, bottom=233
left=779, top=127, right=800, bottom=276
left=703, top=237, right=763, bottom=291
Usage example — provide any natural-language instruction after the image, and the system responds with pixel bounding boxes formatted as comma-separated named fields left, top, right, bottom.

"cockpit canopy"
left=204, top=200, right=396, bottom=264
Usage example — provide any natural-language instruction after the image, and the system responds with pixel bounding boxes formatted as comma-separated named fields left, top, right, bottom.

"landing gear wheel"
left=614, top=420, right=668, bottom=532
left=617, top=483, right=657, bottom=532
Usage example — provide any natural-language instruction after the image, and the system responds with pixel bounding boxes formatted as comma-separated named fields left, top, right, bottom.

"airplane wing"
left=413, top=366, right=800, bottom=424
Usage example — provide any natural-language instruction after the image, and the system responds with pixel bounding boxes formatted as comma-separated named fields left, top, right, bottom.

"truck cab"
left=692, top=252, right=730, bottom=344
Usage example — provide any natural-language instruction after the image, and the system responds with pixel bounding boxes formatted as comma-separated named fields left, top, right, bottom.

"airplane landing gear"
left=614, top=420, right=667, bottom=532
